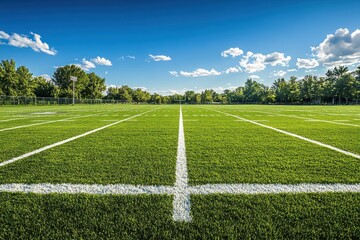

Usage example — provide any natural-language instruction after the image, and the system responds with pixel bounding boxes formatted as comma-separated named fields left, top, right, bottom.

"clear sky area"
left=1, top=0, right=360, bottom=94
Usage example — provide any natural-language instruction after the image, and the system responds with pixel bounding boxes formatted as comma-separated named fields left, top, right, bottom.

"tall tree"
left=82, top=72, right=106, bottom=99
left=33, top=76, right=57, bottom=97
left=272, top=78, right=290, bottom=103
left=52, top=65, right=89, bottom=98
left=0, top=59, right=18, bottom=96
left=16, top=66, right=34, bottom=96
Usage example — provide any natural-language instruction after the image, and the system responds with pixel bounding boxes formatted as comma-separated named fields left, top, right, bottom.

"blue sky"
left=1, top=0, right=360, bottom=94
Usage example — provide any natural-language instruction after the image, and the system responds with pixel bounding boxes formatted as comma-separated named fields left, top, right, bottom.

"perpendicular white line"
left=209, top=109, right=360, bottom=160
left=0, top=114, right=94, bottom=132
left=0, top=183, right=174, bottom=195
left=0, top=108, right=161, bottom=168
left=173, top=106, right=192, bottom=222
left=1, top=183, right=359, bottom=195
left=188, top=183, right=360, bottom=194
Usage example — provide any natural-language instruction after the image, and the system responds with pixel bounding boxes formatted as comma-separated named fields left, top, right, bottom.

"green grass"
left=0, top=192, right=359, bottom=239
left=1, top=104, right=360, bottom=238
left=0, top=106, right=178, bottom=185
left=183, top=105, right=360, bottom=184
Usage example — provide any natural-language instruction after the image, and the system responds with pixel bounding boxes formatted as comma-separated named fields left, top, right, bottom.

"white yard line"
left=0, top=183, right=174, bottom=194
left=173, top=106, right=192, bottom=222
left=0, top=114, right=93, bottom=132
left=0, top=108, right=160, bottom=167
left=208, top=108, right=360, bottom=160
left=1, top=183, right=359, bottom=195
left=0, top=118, right=26, bottom=122
left=189, top=183, right=360, bottom=194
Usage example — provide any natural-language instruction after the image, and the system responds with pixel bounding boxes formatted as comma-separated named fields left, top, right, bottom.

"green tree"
left=243, top=79, right=264, bottom=102
left=16, top=66, right=34, bottom=96
left=33, top=77, right=57, bottom=97
left=185, top=91, right=196, bottom=103
left=82, top=72, right=106, bottom=99
left=0, top=59, right=19, bottom=96
left=52, top=65, right=89, bottom=98
left=201, top=89, right=214, bottom=103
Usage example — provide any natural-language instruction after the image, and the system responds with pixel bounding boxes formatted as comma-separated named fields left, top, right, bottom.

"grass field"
left=1, top=104, right=360, bottom=239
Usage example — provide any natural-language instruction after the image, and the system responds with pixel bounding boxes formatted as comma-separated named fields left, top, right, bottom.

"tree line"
left=0, top=59, right=359, bottom=104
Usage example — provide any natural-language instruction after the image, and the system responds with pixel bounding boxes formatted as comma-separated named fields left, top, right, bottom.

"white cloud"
left=264, top=52, right=291, bottom=66
left=221, top=47, right=244, bottom=58
left=248, top=75, right=260, bottom=79
left=39, top=74, right=51, bottom=81
left=180, top=68, right=221, bottom=77
left=149, top=54, right=171, bottom=61
left=272, top=70, right=287, bottom=77
left=105, top=71, right=108, bottom=75
left=225, top=67, right=241, bottom=74
left=311, top=28, right=360, bottom=67
left=0, top=31, right=10, bottom=39
left=92, top=56, right=112, bottom=66
left=0, top=30, right=57, bottom=55
left=169, top=71, right=179, bottom=77
left=296, top=58, right=319, bottom=69
left=287, top=68, right=298, bottom=72
left=239, top=51, right=291, bottom=73
left=127, top=55, right=135, bottom=59
left=82, top=58, right=96, bottom=70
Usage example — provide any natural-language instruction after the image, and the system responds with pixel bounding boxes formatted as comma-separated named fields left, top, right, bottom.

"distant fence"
left=0, top=96, right=129, bottom=106
left=1, top=95, right=359, bottom=106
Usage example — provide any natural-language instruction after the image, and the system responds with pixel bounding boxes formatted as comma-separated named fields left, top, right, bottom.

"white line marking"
left=189, top=183, right=360, bottom=194
left=0, top=118, right=25, bottom=122
left=0, top=115, right=92, bottom=132
left=0, top=182, right=359, bottom=196
left=173, top=106, right=191, bottom=222
left=0, top=108, right=160, bottom=167
left=0, top=183, right=174, bottom=194
left=208, top=108, right=360, bottom=160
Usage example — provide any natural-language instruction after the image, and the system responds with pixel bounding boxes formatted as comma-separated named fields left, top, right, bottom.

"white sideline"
left=173, top=106, right=192, bottom=222
left=0, top=108, right=160, bottom=167
left=0, top=114, right=93, bottom=132
left=208, top=109, right=360, bottom=160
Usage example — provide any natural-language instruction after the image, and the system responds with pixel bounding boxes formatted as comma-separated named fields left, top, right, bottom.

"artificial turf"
left=0, top=192, right=359, bottom=239
left=1, top=104, right=360, bottom=238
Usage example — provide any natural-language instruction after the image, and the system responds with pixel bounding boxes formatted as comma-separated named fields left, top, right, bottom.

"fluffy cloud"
left=179, top=68, right=221, bottom=77
left=296, top=58, right=319, bottom=69
left=149, top=54, right=171, bottom=61
left=287, top=68, right=298, bottom=72
left=272, top=70, right=287, bottom=77
left=0, top=30, right=57, bottom=55
left=82, top=58, right=96, bottom=70
left=264, top=52, right=291, bottom=66
left=239, top=51, right=291, bottom=73
left=92, top=56, right=112, bottom=66
left=311, top=28, right=360, bottom=67
left=225, top=67, right=241, bottom=74
left=221, top=47, right=244, bottom=58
